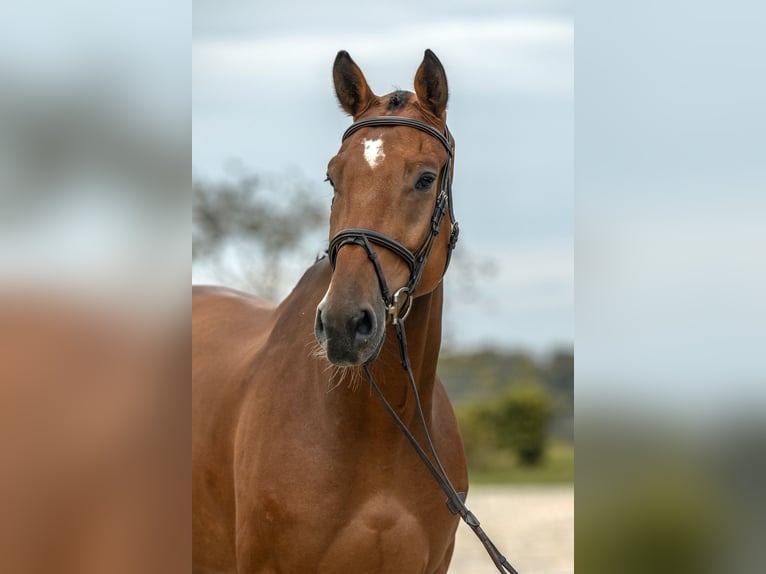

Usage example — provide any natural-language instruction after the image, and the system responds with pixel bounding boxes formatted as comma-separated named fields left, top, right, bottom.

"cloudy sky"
left=192, top=1, right=573, bottom=352
left=574, top=0, right=766, bottom=415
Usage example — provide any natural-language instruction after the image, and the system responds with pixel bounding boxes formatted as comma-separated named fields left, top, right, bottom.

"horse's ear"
left=333, top=51, right=375, bottom=117
left=414, top=49, right=448, bottom=119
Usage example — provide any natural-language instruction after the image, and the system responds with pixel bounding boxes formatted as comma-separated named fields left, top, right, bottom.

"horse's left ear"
left=414, top=49, right=449, bottom=119
left=333, top=51, right=375, bottom=118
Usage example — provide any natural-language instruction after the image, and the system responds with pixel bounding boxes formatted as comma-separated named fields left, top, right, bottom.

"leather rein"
left=327, top=116, right=519, bottom=574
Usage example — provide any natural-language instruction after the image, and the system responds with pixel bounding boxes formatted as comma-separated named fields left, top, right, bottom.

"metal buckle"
left=448, top=221, right=460, bottom=250
left=387, top=287, right=412, bottom=326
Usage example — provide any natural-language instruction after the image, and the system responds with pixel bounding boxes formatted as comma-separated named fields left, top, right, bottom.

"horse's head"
left=315, top=50, right=458, bottom=366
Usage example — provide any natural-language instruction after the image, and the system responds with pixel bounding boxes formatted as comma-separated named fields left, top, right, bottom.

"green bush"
left=494, top=381, right=553, bottom=465
left=455, top=401, right=497, bottom=469
left=456, top=380, right=554, bottom=468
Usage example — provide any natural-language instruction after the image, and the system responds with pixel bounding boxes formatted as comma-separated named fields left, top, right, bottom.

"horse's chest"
left=237, top=403, right=461, bottom=572
left=249, top=486, right=450, bottom=573
left=316, top=494, right=431, bottom=572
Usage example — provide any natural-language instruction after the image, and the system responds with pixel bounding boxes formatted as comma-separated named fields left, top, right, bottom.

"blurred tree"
left=439, top=349, right=573, bottom=441
left=193, top=166, right=328, bottom=300
left=543, top=351, right=574, bottom=405
left=543, top=350, right=574, bottom=440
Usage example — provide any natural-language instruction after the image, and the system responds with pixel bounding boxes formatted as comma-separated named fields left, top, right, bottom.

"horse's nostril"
left=354, top=308, right=373, bottom=339
left=315, top=309, right=326, bottom=340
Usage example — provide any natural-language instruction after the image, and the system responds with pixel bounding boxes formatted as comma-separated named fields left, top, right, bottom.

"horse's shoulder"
left=431, top=376, right=459, bottom=433
left=431, top=375, right=469, bottom=493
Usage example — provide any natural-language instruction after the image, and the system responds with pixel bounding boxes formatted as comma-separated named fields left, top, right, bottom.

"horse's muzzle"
left=314, top=298, right=384, bottom=366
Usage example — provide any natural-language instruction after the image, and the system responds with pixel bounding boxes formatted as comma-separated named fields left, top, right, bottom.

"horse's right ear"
left=333, top=51, right=375, bottom=117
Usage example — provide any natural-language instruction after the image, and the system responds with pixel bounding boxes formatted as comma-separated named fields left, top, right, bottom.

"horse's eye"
left=324, top=175, right=335, bottom=189
left=414, top=173, right=436, bottom=191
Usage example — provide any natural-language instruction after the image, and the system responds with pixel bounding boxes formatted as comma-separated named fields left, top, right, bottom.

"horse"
left=193, top=49, right=468, bottom=574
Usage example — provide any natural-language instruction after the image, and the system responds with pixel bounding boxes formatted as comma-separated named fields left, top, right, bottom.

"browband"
left=342, top=116, right=453, bottom=155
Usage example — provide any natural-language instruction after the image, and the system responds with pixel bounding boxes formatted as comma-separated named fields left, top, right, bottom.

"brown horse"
left=193, top=50, right=467, bottom=574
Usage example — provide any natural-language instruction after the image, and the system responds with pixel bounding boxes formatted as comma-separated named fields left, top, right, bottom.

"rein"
left=328, top=117, right=519, bottom=574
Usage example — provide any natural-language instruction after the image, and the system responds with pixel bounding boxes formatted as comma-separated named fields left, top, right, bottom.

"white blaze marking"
left=363, top=138, right=385, bottom=169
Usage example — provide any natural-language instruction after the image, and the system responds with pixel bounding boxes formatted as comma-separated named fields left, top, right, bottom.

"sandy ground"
left=448, top=485, right=573, bottom=574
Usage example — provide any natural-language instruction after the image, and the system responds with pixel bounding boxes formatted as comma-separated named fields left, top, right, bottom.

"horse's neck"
left=381, top=284, right=444, bottom=402
left=319, top=284, right=444, bottom=439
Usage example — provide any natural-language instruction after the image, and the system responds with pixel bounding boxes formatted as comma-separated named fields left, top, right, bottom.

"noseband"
left=327, top=116, right=460, bottom=325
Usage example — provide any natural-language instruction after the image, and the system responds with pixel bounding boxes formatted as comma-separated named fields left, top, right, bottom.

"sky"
left=1, top=1, right=189, bottom=297
left=575, top=0, right=766, bottom=415
left=192, top=0, right=574, bottom=353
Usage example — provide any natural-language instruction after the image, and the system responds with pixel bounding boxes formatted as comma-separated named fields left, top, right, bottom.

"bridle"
left=326, top=116, right=520, bottom=574
left=328, top=116, right=459, bottom=326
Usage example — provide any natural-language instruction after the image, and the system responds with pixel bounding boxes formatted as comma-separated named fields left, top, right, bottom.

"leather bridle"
left=326, top=116, right=519, bottom=574
left=328, top=116, right=459, bottom=326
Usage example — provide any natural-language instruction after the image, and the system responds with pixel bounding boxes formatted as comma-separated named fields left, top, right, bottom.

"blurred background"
left=576, top=2, right=766, bottom=573
left=193, top=1, right=574, bottom=573
left=1, top=1, right=189, bottom=573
